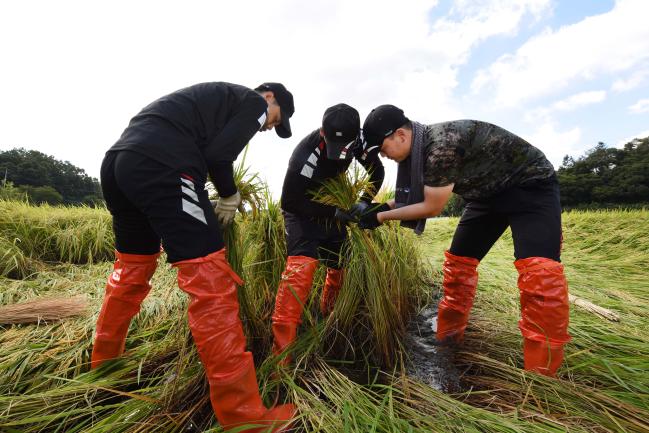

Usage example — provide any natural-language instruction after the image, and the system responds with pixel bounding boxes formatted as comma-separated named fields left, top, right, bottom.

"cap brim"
left=364, top=134, right=383, bottom=151
left=275, top=110, right=292, bottom=138
left=325, top=138, right=356, bottom=160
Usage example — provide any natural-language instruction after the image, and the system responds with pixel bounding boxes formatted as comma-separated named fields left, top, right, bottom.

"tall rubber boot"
left=91, top=251, right=159, bottom=369
left=271, top=256, right=319, bottom=362
left=436, top=250, right=480, bottom=344
left=320, top=267, right=344, bottom=316
left=515, top=257, right=571, bottom=377
left=174, top=249, right=295, bottom=432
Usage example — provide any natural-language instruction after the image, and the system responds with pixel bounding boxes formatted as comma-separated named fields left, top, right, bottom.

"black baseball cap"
left=255, top=82, right=294, bottom=138
left=362, top=104, right=409, bottom=150
left=322, top=103, right=360, bottom=160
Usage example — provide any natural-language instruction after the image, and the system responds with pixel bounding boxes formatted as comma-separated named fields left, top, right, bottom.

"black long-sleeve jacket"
left=281, top=129, right=384, bottom=218
left=109, top=82, right=267, bottom=197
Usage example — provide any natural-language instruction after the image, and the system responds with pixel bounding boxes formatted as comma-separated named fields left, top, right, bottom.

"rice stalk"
left=0, top=295, right=89, bottom=324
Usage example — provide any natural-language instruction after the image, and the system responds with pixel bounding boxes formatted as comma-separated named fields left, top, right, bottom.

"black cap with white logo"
left=322, top=103, right=360, bottom=160
left=362, top=104, right=409, bottom=150
left=255, top=82, right=294, bottom=138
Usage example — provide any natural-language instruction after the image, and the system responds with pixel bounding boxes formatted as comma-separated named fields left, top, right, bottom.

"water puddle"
left=405, top=306, right=461, bottom=393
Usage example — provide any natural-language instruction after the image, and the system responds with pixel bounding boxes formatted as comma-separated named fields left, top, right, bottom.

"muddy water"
left=405, top=306, right=461, bottom=393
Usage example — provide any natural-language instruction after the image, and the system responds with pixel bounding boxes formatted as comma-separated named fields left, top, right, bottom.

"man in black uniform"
left=271, top=103, right=384, bottom=362
left=360, top=105, right=570, bottom=377
left=94, top=82, right=295, bottom=432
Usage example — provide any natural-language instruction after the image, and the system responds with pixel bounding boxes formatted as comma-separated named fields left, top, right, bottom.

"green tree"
left=441, top=193, right=465, bottom=217
left=0, top=148, right=102, bottom=204
left=557, top=137, right=649, bottom=208
left=19, top=185, right=64, bottom=205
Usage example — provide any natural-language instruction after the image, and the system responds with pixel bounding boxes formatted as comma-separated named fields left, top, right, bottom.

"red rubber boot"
left=91, top=251, right=159, bottom=369
left=515, top=257, right=571, bottom=377
left=271, top=256, right=319, bottom=362
left=175, top=249, right=295, bottom=432
left=320, top=267, right=344, bottom=316
left=436, top=250, right=480, bottom=344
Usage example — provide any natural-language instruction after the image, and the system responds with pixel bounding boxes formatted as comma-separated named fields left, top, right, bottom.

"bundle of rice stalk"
left=208, top=144, right=266, bottom=217
left=309, top=163, right=372, bottom=210
left=310, top=166, right=431, bottom=367
left=237, top=193, right=288, bottom=349
left=0, top=295, right=89, bottom=325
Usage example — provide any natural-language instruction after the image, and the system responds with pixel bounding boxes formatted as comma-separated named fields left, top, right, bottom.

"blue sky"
left=1, top=0, right=648, bottom=196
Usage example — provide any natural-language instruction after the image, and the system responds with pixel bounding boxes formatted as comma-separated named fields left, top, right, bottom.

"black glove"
left=358, top=203, right=390, bottom=230
left=334, top=208, right=355, bottom=225
left=349, top=201, right=370, bottom=219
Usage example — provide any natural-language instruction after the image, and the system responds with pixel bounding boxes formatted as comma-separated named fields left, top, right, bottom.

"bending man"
left=360, top=105, right=570, bottom=377
left=272, top=103, right=384, bottom=363
left=94, top=82, right=296, bottom=431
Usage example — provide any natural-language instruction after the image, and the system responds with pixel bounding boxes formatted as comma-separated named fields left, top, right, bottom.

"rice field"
left=0, top=191, right=648, bottom=432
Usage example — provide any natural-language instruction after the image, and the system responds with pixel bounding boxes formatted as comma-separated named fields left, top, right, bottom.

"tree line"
left=0, top=148, right=102, bottom=205
left=557, top=137, right=649, bottom=208
left=442, top=136, right=649, bottom=216
left=2, top=136, right=648, bottom=209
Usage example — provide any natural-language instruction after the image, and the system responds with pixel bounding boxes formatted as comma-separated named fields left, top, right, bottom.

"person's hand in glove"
left=333, top=208, right=356, bottom=225
left=349, top=201, right=370, bottom=219
left=213, top=191, right=241, bottom=225
left=358, top=203, right=391, bottom=230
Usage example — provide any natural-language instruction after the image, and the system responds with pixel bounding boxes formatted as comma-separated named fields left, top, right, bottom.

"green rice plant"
left=0, top=200, right=114, bottom=265
left=0, top=236, right=32, bottom=278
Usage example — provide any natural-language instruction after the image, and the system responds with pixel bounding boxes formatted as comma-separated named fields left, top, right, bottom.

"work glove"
left=358, top=203, right=391, bottom=230
left=349, top=201, right=370, bottom=219
left=333, top=208, right=355, bottom=225
left=213, top=191, right=241, bottom=225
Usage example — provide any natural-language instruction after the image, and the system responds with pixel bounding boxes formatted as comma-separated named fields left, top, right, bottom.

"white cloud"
left=522, top=122, right=582, bottom=168
left=628, top=98, right=649, bottom=114
left=612, top=67, right=649, bottom=92
left=524, top=90, right=606, bottom=123
left=615, top=130, right=649, bottom=147
left=0, top=0, right=555, bottom=196
left=552, top=90, right=606, bottom=111
left=472, top=0, right=649, bottom=106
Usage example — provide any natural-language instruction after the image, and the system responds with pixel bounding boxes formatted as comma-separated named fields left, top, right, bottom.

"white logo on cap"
left=336, top=131, right=343, bottom=136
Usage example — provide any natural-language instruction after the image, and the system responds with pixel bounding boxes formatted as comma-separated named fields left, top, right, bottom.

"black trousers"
left=100, top=151, right=224, bottom=263
left=449, top=177, right=562, bottom=262
left=283, top=211, right=347, bottom=269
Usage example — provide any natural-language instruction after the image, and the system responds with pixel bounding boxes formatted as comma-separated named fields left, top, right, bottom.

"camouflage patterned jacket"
left=422, top=120, right=555, bottom=200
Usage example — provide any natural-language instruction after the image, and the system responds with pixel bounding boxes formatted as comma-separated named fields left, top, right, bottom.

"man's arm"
left=377, top=184, right=454, bottom=223
left=203, top=97, right=267, bottom=196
